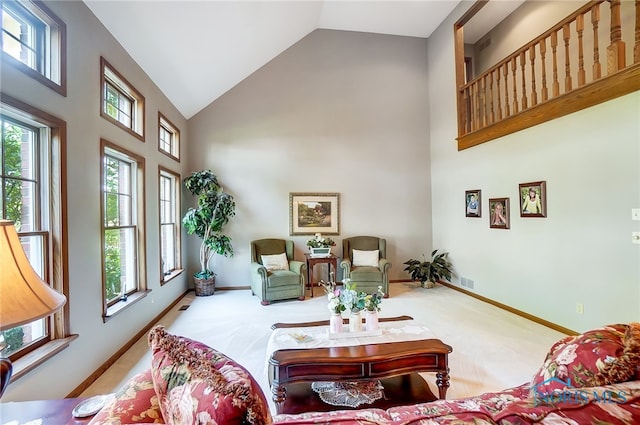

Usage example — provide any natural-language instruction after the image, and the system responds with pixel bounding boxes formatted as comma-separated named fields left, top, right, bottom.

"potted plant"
left=306, top=233, right=336, bottom=257
left=403, top=249, right=453, bottom=289
left=182, top=170, right=235, bottom=296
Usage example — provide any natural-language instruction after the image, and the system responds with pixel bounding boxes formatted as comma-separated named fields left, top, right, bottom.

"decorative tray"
left=327, top=329, right=382, bottom=339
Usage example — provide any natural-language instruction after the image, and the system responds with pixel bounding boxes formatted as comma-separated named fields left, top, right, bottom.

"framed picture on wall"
left=289, top=192, right=340, bottom=235
left=519, top=181, right=547, bottom=217
left=489, top=197, right=509, bottom=229
left=465, top=190, right=481, bottom=217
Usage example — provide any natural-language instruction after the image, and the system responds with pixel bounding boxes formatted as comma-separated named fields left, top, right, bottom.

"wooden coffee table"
left=267, top=316, right=452, bottom=414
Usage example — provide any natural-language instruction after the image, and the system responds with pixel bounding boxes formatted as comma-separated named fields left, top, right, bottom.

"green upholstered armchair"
left=340, top=236, right=391, bottom=297
left=250, top=238, right=306, bottom=305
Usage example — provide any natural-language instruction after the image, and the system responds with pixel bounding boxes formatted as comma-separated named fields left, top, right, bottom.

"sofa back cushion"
left=530, top=323, right=640, bottom=397
left=148, top=325, right=272, bottom=425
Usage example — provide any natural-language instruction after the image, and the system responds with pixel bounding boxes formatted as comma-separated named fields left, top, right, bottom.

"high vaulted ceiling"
left=84, top=0, right=466, bottom=119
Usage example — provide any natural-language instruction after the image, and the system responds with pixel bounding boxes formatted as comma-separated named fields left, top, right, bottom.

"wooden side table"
left=0, top=397, right=93, bottom=424
left=304, top=253, right=338, bottom=297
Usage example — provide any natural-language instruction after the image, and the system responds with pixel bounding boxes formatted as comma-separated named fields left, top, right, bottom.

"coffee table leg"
left=271, top=384, right=286, bottom=414
left=436, top=370, right=450, bottom=399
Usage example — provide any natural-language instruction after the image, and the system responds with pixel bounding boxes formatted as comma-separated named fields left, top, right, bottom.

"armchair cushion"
left=350, top=266, right=382, bottom=282
left=352, top=249, right=379, bottom=267
left=266, top=270, right=301, bottom=288
left=147, top=325, right=272, bottom=425
left=261, top=253, right=289, bottom=271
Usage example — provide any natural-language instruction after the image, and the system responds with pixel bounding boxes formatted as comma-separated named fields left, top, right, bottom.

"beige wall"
left=187, top=29, right=432, bottom=287
left=428, top=2, right=640, bottom=333
left=1, top=1, right=190, bottom=401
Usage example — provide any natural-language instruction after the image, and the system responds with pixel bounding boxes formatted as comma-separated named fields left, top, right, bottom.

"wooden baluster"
left=607, top=0, right=626, bottom=73
left=473, top=82, right=479, bottom=131
left=551, top=30, right=560, bottom=97
left=529, top=45, right=537, bottom=106
left=540, top=38, right=548, bottom=102
left=480, top=75, right=487, bottom=128
left=496, top=66, right=503, bottom=120
left=592, top=3, right=602, bottom=79
left=511, top=57, right=518, bottom=114
left=563, top=23, right=572, bottom=92
left=577, top=13, right=586, bottom=86
left=488, top=72, right=494, bottom=124
left=463, top=87, right=471, bottom=133
left=503, top=64, right=510, bottom=117
left=520, top=52, right=528, bottom=110
left=635, top=0, right=640, bottom=63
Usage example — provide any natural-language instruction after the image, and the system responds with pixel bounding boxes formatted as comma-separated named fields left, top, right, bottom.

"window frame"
left=100, top=139, right=148, bottom=320
left=100, top=57, right=145, bottom=142
left=157, top=112, right=180, bottom=161
left=1, top=0, right=67, bottom=96
left=0, top=92, right=73, bottom=381
left=158, top=166, right=182, bottom=284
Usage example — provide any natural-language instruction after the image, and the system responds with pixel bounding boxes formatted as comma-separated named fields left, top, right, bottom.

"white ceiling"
left=84, top=0, right=467, bottom=119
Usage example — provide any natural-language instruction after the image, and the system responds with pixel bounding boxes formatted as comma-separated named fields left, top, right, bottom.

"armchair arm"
left=340, top=259, right=352, bottom=279
left=250, top=262, right=268, bottom=298
left=289, top=260, right=307, bottom=287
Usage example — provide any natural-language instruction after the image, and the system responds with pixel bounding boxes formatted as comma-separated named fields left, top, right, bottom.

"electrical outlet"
left=576, top=303, right=584, bottom=314
left=633, top=209, right=640, bottom=221
left=467, top=279, right=474, bottom=289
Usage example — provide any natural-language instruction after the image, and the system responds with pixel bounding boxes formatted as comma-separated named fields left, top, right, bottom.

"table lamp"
left=0, top=220, right=67, bottom=398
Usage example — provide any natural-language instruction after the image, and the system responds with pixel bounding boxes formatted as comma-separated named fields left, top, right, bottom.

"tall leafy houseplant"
left=182, top=170, right=235, bottom=294
left=403, top=249, right=453, bottom=289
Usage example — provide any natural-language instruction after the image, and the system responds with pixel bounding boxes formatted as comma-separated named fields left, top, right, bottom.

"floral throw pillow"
left=530, top=323, right=640, bottom=397
left=148, top=325, right=272, bottom=425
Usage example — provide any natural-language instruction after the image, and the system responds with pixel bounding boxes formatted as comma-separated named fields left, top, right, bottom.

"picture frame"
left=519, top=181, right=547, bottom=217
left=489, top=197, right=510, bottom=229
left=289, top=192, right=340, bottom=235
left=465, top=190, right=481, bottom=217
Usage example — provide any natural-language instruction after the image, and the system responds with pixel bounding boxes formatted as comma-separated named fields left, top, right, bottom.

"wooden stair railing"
left=456, top=0, right=640, bottom=150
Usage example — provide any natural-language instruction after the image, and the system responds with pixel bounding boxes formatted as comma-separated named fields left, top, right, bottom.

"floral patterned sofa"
left=88, top=323, right=640, bottom=425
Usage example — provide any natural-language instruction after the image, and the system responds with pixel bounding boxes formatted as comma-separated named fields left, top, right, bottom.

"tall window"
left=1, top=0, right=66, bottom=95
left=100, top=57, right=145, bottom=141
left=158, top=113, right=179, bottom=161
left=159, top=167, right=181, bottom=282
left=101, top=140, right=146, bottom=317
left=1, top=93, right=69, bottom=372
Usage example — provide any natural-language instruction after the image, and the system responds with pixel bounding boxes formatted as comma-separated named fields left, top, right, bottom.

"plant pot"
left=329, top=312, right=343, bottom=333
left=422, top=280, right=436, bottom=289
left=365, top=310, right=379, bottom=331
left=194, top=276, right=215, bottom=296
left=349, top=311, right=363, bottom=333
left=310, top=247, right=331, bottom=257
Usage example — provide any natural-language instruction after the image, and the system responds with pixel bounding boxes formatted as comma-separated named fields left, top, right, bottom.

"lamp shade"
left=0, top=220, right=66, bottom=332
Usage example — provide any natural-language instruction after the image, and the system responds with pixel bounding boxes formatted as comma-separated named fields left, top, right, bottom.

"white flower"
left=555, top=344, right=578, bottom=365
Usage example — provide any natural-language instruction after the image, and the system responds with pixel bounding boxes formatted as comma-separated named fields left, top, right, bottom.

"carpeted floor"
left=80, top=282, right=567, bottom=413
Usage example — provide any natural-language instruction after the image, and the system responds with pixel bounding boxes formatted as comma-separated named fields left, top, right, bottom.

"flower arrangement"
left=340, top=281, right=367, bottom=313
left=364, top=286, right=385, bottom=312
left=320, top=279, right=345, bottom=314
left=306, top=233, right=336, bottom=248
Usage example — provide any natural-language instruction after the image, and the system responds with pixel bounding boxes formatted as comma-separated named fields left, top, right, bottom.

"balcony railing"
left=456, top=0, right=640, bottom=150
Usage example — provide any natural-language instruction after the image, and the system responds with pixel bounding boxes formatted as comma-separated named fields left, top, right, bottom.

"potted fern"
left=403, top=249, right=453, bottom=289
left=182, top=170, right=235, bottom=296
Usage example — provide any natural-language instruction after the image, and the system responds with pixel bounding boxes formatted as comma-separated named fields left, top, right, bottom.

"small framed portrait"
left=519, top=181, right=547, bottom=217
left=489, top=198, right=510, bottom=229
left=465, top=190, right=481, bottom=217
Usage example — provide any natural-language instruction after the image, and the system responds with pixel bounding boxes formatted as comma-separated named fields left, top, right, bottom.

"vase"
left=365, top=310, right=379, bottom=331
left=329, top=312, right=343, bottom=333
left=349, top=311, right=363, bottom=333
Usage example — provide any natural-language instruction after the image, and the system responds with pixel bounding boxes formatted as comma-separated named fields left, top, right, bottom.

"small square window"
left=1, top=0, right=66, bottom=95
left=100, top=57, right=145, bottom=141
left=158, top=113, right=180, bottom=161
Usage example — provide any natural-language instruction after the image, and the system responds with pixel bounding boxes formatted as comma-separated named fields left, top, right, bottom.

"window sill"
left=10, top=335, right=78, bottom=381
left=161, top=268, right=184, bottom=285
left=103, top=290, right=150, bottom=322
